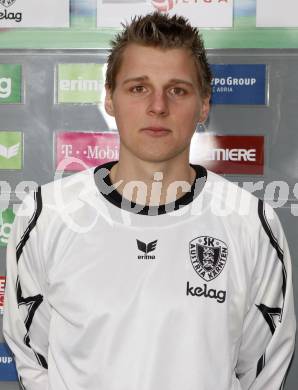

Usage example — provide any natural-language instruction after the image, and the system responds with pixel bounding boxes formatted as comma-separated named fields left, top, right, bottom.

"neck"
left=109, top=154, right=196, bottom=206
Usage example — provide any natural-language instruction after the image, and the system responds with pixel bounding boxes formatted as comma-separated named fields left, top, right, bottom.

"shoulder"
left=203, top=169, right=285, bottom=247
left=40, top=167, right=96, bottom=206
left=15, top=168, right=98, bottom=230
left=203, top=169, right=260, bottom=219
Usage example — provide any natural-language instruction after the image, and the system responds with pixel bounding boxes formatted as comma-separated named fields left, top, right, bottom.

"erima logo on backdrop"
left=137, top=239, right=157, bottom=259
left=189, top=236, right=228, bottom=282
left=57, top=64, right=104, bottom=104
left=59, top=78, right=102, bottom=92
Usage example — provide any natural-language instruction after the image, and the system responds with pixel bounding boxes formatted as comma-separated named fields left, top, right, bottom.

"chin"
left=136, top=150, right=184, bottom=164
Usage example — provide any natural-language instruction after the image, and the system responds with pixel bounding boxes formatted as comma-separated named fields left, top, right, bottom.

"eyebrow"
left=122, top=76, right=194, bottom=87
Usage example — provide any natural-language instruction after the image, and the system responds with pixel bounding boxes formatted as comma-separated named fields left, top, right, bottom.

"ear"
left=104, top=85, right=115, bottom=117
left=198, top=95, right=210, bottom=123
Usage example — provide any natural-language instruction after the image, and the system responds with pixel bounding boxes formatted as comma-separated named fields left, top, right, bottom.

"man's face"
left=105, top=44, right=210, bottom=164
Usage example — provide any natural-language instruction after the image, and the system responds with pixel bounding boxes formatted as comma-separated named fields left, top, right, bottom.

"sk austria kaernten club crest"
left=189, top=236, right=228, bottom=282
left=0, top=0, right=16, bottom=7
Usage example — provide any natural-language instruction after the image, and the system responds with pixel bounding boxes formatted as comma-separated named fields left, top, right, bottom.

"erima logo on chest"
left=189, top=236, right=228, bottom=281
left=137, top=239, right=157, bottom=259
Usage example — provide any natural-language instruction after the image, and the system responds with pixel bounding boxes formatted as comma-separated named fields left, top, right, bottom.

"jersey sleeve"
left=3, top=188, right=50, bottom=390
left=235, top=200, right=296, bottom=390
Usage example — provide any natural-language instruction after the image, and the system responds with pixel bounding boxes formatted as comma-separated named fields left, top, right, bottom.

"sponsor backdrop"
left=1, top=0, right=298, bottom=48
left=1, top=1, right=298, bottom=389
left=210, top=64, right=267, bottom=105
left=0, top=65, right=22, bottom=104
left=256, top=0, right=298, bottom=28
left=1, top=49, right=298, bottom=389
left=97, top=0, right=233, bottom=28
left=0, top=343, right=18, bottom=381
left=0, top=0, right=69, bottom=28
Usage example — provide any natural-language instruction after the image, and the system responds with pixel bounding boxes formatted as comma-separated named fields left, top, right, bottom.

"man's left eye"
left=169, top=87, right=186, bottom=96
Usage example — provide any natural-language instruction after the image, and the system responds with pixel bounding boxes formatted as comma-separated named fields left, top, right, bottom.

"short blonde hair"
left=106, top=12, right=212, bottom=98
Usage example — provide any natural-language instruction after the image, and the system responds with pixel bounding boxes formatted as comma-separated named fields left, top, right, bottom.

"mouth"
left=140, top=127, right=171, bottom=137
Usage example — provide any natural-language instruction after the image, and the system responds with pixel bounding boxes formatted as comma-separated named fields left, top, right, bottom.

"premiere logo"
left=190, top=134, right=264, bottom=175
left=205, top=148, right=256, bottom=162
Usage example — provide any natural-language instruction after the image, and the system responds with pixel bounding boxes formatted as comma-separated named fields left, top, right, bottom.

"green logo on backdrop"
left=58, top=63, right=104, bottom=103
left=0, top=208, right=15, bottom=247
left=0, top=131, right=22, bottom=169
left=0, top=64, right=22, bottom=104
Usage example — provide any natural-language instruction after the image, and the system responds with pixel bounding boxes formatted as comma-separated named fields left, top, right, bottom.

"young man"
left=3, top=12, right=296, bottom=390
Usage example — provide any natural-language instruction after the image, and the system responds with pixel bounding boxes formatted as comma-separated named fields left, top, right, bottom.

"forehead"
left=116, top=44, right=198, bottom=84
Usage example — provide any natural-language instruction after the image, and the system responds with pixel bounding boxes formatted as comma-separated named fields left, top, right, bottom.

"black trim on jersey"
left=94, top=160, right=207, bottom=215
left=258, top=199, right=287, bottom=311
left=256, top=303, right=282, bottom=334
left=16, top=187, right=43, bottom=264
left=15, top=187, right=48, bottom=370
left=256, top=353, right=265, bottom=377
left=256, top=200, right=287, bottom=379
left=279, top=351, right=294, bottom=390
left=19, top=375, right=26, bottom=390
left=258, top=351, right=295, bottom=388
left=280, top=375, right=286, bottom=390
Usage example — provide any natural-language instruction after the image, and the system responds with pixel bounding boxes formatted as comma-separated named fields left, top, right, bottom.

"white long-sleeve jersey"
left=3, top=161, right=296, bottom=390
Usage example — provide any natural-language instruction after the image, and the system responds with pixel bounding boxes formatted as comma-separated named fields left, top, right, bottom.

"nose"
left=147, top=91, right=169, bottom=116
